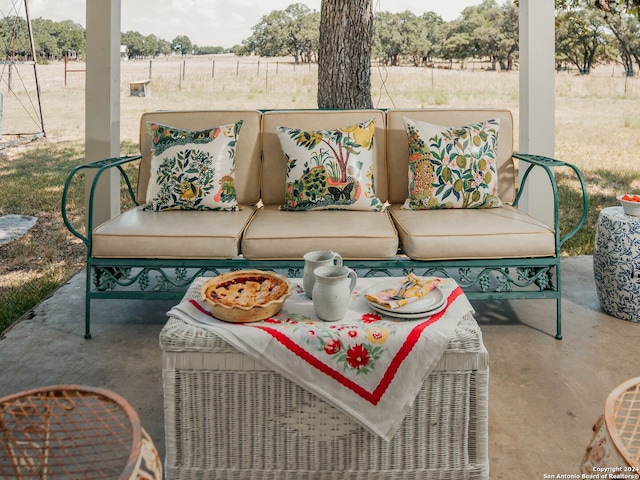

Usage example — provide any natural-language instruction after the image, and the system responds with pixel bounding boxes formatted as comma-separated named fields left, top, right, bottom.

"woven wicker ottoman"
left=160, top=288, right=489, bottom=480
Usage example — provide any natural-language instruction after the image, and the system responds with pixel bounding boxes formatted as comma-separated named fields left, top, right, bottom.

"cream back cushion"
left=386, top=109, right=515, bottom=205
left=261, top=109, right=388, bottom=206
left=137, top=110, right=262, bottom=205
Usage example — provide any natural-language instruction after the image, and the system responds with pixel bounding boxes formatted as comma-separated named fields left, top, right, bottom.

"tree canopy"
left=0, top=1, right=637, bottom=77
left=557, top=0, right=640, bottom=75
left=236, top=3, right=319, bottom=63
left=0, top=16, right=85, bottom=59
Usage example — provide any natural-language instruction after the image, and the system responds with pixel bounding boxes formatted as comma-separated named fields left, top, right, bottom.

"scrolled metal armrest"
left=61, top=155, right=142, bottom=247
left=512, top=153, right=589, bottom=247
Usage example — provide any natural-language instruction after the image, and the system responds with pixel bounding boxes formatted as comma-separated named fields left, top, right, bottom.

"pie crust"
left=205, top=274, right=289, bottom=308
left=199, top=270, right=293, bottom=323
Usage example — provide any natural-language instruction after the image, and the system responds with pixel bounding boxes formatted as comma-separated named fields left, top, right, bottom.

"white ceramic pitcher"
left=312, top=265, right=357, bottom=322
left=302, top=250, right=343, bottom=298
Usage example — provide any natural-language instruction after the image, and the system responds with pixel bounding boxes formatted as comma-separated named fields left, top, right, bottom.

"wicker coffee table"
left=161, top=277, right=490, bottom=480
left=0, top=385, right=162, bottom=479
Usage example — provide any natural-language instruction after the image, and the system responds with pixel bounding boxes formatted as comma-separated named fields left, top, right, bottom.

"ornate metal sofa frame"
left=62, top=108, right=588, bottom=339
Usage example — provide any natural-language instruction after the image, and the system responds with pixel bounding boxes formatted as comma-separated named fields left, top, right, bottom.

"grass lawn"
left=0, top=56, right=638, bottom=334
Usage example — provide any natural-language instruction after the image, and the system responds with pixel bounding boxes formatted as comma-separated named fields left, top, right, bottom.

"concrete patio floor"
left=0, top=255, right=638, bottom=479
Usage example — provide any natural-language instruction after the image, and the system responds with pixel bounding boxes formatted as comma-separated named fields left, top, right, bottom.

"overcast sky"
left=24, top=0, right=481, bottom=48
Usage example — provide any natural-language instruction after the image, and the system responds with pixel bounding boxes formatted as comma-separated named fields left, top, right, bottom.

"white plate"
left=368, top=299, right=448, bottom=319
left=365, top=279, right=446, bottom=315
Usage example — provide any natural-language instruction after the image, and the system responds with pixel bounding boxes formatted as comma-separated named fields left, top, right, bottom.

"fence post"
left=149, top=60, right=152, bottom=79
left=182, top=60, right=186, bottom=80
left=257, top=60, right=260, bottom=75
left=236, top=60, right=239, bottom=77
left=212, top=59, right=215, bottom=79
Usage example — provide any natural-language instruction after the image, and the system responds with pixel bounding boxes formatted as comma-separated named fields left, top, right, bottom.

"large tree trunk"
left=317, top=0, right=373, bottom=109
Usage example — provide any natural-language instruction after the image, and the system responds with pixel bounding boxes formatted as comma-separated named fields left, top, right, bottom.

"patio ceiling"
left=83, top=0, right=556, bottom=227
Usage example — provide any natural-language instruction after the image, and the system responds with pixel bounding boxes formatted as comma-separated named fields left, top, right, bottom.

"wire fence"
left=58, top=55, right=640, bottom=93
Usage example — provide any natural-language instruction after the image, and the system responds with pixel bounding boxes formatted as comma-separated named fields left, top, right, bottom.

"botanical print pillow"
left=145, top=121, right=242, bottom=211
left=402, top=117, right=502, bottom=209
left=277, top=119, right=386, bottom=211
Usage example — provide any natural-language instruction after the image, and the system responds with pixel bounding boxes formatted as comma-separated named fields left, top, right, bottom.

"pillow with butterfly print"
left=276, top=119, right=386, bottom=212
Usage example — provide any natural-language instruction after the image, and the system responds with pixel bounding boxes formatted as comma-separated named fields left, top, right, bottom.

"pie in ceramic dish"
left=199, top=270, right=292, bottom=323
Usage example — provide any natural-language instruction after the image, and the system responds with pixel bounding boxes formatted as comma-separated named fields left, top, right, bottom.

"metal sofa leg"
left=555, top=297, right=562, bottom=340
left=85, top=265, right=92, bottom=339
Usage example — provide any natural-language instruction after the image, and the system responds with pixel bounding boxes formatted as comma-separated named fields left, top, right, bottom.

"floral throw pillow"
left=145, top=121, right=242, bottom=211
left=277, top=119, right=386, bottom=212
left=402, top=117, right=502, bottom=210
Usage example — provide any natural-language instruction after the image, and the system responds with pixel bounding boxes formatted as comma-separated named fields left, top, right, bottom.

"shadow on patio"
left=0, top=255, right=637, bottom=478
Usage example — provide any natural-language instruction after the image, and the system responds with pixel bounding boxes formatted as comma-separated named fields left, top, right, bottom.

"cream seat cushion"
left=389, top=204, right=555, bottom=260
left=241, top=205, right=399, bottom=260
left=92, top=206, right=256, bottom=259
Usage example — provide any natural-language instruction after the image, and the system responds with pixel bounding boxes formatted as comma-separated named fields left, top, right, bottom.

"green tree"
left=31, top=18, right=85, bottom=59
left=418, top=12, right=445, bottom=65
left=555, top=7, right=611, bottom=73
left=172, top=35, right=193, bottom=56
left=403, top=12, right=432, bottom=67
left=465, top=0, right=518, bottom=70
left=238, top=10, right=285, bottom=57
left=122, top=30, right=145, bottom=59
left=32, top=18, right=61, bottom=58
left=440, top=19, right=473, bottom=67
left=157, top=39, right=172, bottom=57
left=142, top=34, right=160, bottom=57
left=497, top=2, right=519, bottom=70
left=440, top=0, right=518, bottom=71
left=55, top=20, right=84, bottom=57
left=465, top=1, right=504, bottom=70
left=194, top=45, right=226, bottom=55
left=241, top=3, right=319, bottom=63
left=373, top=11, right=443, bottom=67
left=583, top=0, right=640, bottom=75
left=373, top=11, right=405, bottom=66
left=605, top=11, right=640, bottom=76
left=594, top=0, right=640, bottom=19
left=0, top=16, right=31, bottom=58
left=298, top=9, right=320, bottom=63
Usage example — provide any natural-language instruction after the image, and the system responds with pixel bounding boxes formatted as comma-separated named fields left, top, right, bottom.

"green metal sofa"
left=62, top=108, right=588, bottom=339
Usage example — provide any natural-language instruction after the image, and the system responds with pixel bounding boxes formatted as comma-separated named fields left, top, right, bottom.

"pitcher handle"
left=333, top=252, right=343, bottom=267
left=346, top=268, right=357, bottom=293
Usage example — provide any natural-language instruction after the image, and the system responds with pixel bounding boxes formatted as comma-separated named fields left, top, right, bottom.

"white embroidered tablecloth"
left=167, top=277, right=474, bottom=441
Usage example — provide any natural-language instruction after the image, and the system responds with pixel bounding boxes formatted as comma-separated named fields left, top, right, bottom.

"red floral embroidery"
left=263, top=318, right=281, bottom=324
left=346, top=344, right=371, bottom=369
left=324, top=339, right=342, bottom=355
left=362, top=313, right=382, bottom=323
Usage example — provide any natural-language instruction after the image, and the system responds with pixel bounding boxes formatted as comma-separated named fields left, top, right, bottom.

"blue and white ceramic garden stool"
left=593, top=206, right=640, bottom=322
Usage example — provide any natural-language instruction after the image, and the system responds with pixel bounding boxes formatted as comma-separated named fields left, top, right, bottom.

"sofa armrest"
left=61, top=155, right=143, bottom=247
left=512, top=153, right=589, bottom=248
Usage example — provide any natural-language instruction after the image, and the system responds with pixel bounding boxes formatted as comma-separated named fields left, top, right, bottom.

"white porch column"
left=85, top=0, right=121, bottom=228
left=519, top=0, right=555, bottom=226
